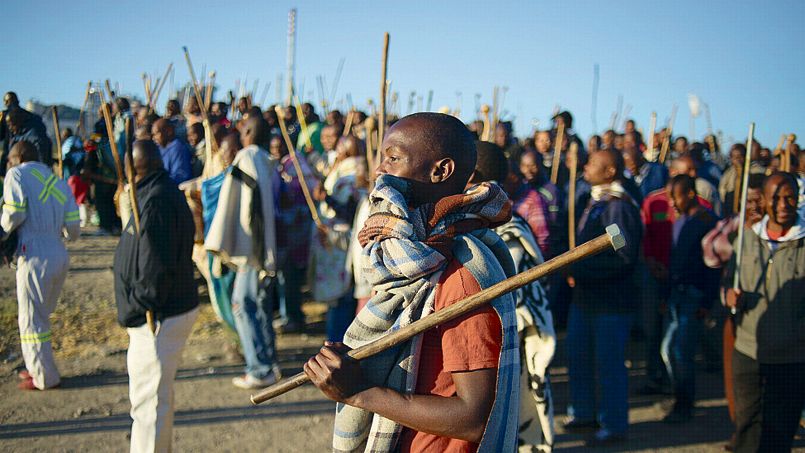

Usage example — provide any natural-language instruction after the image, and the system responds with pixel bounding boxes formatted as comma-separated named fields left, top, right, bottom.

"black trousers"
left=732, top=349, right=805, bottom=453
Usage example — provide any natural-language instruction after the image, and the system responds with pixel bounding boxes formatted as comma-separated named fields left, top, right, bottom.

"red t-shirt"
left=641, top=188, right=713, bottom=266
left=398, top=259, right=503, bottom=453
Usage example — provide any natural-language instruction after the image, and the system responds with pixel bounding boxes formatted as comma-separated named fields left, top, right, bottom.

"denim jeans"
left=566, top=303, right=632, bottom=435
left=661, top=286, right=702, bottom=409
left=231, top=265, right=277, bottom=379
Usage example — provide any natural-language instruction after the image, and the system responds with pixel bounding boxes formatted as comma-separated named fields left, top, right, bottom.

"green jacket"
left=730, top=217, right=805, bottom=364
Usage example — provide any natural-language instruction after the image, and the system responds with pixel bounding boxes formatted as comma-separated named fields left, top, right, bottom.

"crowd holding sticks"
left=1, top=24, right=804, bottom=453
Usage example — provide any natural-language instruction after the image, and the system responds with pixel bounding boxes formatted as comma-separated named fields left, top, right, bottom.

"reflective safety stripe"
left=30, top=169, right=67, bottom=205
left=65, top=211, right=80, bottom=222
left=20, top=331, right=52, bottom=344
left=3, top=200, right=27, bottom=212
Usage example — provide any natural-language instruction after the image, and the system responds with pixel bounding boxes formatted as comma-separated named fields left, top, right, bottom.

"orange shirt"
left=398, top=259, right=503, bottom=453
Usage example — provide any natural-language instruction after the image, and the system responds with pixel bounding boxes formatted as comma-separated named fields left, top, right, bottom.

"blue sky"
left=2, top=0, right=803, bottom=147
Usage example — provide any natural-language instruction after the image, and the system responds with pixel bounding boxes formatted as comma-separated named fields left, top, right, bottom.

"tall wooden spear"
left=274, top=106, right=323, bottom=229
left=378, top=33, right=390, bottom=150
left=294, top=95, right=313, bottom=150
left=551, top=123, right=565, bottom=185
left=76, top=81, right=92, bottom=138
left=182, top=46, right=219, bottom=154
left=567, top=142, right=579, bottom=249
left=98, top=92, right=124, bottom=185
left=658, top=104, right=678, bottom=164
left=646, top=112, right=657, bottom=157
left=51, top=106, right=64, bottom=179
left=151, top=63, right=174, bottom=112
left=731, top=123, right=755, bottom=316
left=250, top=224, right=626, bottom=404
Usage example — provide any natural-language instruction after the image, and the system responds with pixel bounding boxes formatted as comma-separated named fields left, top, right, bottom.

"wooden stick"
left=151, top=63, right=173, bottom=112
left=294, top=96, right=313, bottom=150
left=250, top=224, right=626, bottom=404
left=105, top=79, right=114, bottom=101
left=364, top=116, right=377, bottom=180
left=733, top=163, right=742, bottom=214
left=551, top=123, right=565, bottom=185
left=142, top=73, right=151, bottom=108
left=342, top=110, right=355, bottom=137
left=784, top=134, right=796, bottom=172
left=567, top=142, right=578, bottom=249
left=480, top=104, right=491, bottom=141
left=378, top=33, right=390, bottom=150
left=274, top=106, right=323, bottom=229
left=646, top=112, right=657, bottom=157
left=76, top=82, right=92, bottom=138
left=182, top=46, right=219, bottom=154
left=51, top=106, right=64, bottom=179
left=731, top=123, right=755, bottom=315
left=658, top=104, right=678, bottom=164
left=491, top=86, right=499, bottom=132
left=780, top=134, right=792, bottom=172
left=204, top=71, right=216, bottom=112
left=98, top=92, right=124, bottom=184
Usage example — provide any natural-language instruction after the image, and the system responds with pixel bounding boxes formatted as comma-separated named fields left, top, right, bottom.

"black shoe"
left=585, top=429, right=627, bottom=447
left=563, top=417, right=600, bottom=433
left=662, top=407, right=693, bottom=424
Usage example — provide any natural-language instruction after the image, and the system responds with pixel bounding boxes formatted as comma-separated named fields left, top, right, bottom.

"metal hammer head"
left=605, top=224, right=626, bottom=251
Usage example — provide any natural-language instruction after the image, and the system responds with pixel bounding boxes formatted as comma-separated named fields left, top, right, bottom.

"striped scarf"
left=333, top=175, right=519, bottom=452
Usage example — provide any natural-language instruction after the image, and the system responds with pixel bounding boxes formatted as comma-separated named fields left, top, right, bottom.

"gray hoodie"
left=730, top=215, right=805, bottom=364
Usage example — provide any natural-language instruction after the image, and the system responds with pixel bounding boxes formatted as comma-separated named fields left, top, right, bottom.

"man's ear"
left=431, top=157, right=456, bottom=184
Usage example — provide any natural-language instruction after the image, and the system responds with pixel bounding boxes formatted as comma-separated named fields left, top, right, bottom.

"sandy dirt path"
left=0, top=231, right=802, bottom=452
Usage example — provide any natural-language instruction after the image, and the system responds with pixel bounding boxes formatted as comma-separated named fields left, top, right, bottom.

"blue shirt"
left=159, top=138, right=193, bottom=184
left=634, top=162, right=669, bottom=199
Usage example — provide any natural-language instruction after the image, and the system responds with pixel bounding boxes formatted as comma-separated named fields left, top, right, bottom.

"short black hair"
left=598, top=148, right=625, bottom=181
left=671, top=174, right=697, bottom=195
left=473, top=141, right=508, bottom=183
left=399, top=112, right=477, bottom=187
left=188, top=121, right=204, bottom=137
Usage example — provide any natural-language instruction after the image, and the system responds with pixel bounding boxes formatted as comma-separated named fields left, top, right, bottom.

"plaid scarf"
left=334, top=175, right=518, bottom=452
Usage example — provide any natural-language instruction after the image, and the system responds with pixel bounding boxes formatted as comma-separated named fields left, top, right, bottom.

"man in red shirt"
left=640, top=183, right=712, bottom=394
left=303, top=113, right=519, bottom=452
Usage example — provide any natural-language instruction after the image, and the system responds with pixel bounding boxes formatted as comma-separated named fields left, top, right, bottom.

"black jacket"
left=114, top=170, right=198, bottom=327
left=570, top=194, right=643, bottom=313
left=668, top=208, right=720, bottom=307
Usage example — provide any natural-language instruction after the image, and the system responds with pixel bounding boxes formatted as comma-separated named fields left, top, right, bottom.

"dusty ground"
left=0, top=230, right=803, bottom=452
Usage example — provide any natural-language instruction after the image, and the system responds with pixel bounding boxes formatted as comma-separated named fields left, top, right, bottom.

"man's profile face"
left=4, top=93, right=16, bottom=109
left=376, top=127, right=430, bottom=183
left=670, top=183, right=694, bottom=214
left=583, top=151, right=613, bottom=186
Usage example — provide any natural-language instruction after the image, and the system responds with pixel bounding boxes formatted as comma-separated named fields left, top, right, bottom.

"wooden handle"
left=659, top=105, right=678, bottom=164
left=76, top=82, right=92, bottom=138
left=377, top=33, right=390, bottom=156
left=293, top=96, right=314, bottom=149
left=182, top=47, right=218, bottom=154
left=567, top=142, right=578, bottom=249
left=550, top=123, right=565, bottom=184
left=52, top=107, right=63, bottom=179
left=250, top=224, right=625, bottom=404
left=99, top=92, right=125, bottom=185
left=274, top=106, right=323, bottom=229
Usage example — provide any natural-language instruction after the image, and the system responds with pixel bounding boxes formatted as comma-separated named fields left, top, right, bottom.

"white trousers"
left=518, top=321, right=557, bottom=452
left=17, top=242, right=68, bottom=389
left=127, top=307, right=198, bottom=453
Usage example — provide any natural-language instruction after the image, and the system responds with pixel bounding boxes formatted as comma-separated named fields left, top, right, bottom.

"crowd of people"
left=1, top=86, right=803, bottom=452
